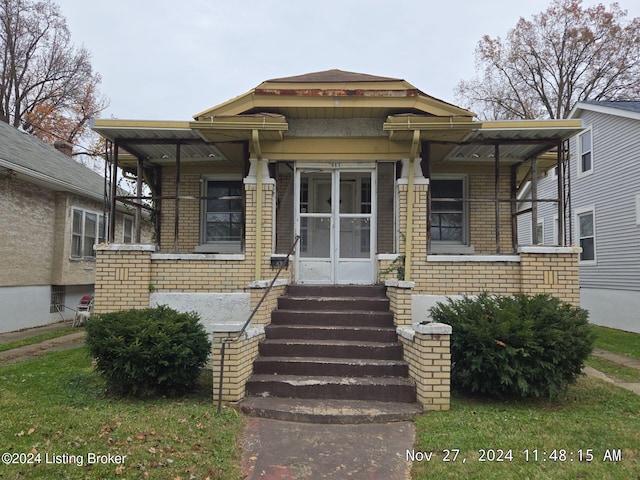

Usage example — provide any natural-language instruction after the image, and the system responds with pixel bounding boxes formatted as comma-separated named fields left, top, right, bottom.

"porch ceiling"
left=385, top=117, right=585, bottom=166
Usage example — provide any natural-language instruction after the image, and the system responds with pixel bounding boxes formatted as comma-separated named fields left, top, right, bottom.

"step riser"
left=253, top=360, right=408, bottom=377
left=287, top=285, right=387, bottom=298
left=265, top=325, right=397, bottom=342
left=271, top=311, right=394, bottom=327
left=278, top=297, right=390, bottom=312
left=259, top=342, right=402, bottom=360
left=246, top=381, right=416, bottom=403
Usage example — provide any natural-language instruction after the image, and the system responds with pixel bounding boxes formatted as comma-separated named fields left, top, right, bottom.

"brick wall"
left=212, top=331, right=264, bottom=403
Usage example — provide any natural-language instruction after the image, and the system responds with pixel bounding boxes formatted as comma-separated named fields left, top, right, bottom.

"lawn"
left=0, top=347, right=243, bottom=479
left=592, top=325, right=640, bottom=360
left=412, top=378, right=640, bottom=479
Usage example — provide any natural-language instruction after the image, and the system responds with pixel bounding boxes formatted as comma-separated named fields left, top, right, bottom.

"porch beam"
left=135, top=156, right=143, bottom=243
left=556, top=141, right=564, bottom=246
left=174, top=144, right=181, bottom=253
left=531, top=156, right=539, bottom=245
left=494, top=144, right=501, bottom=254
left=109, top=143, right=119, bottom=243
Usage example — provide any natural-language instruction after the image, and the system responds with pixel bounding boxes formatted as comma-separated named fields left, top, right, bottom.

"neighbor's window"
left=71, top=208, right=104, bottom=258
left=577, top=209, right=595, bottom=263
left=578, top=129, right=593, bottom=176
left=202, top=179, right=243, bottom=251
left=123, top=216, right=133, bottom=243
left=431, top=177, right=467, bottom=244
left=50, top=285, right=65, bottom=314
left=536, top=221, right=544, bottom=245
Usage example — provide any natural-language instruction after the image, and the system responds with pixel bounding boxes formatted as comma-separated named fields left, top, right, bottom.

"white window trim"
left=197, top=174, right=243, bottom=253
left=536, top=219, right=544, bottom=245
left=122, top=215, right=134, bottom=243
left=574, top=205, right=596, bottom=265
left=577, top=127, right=594, bottom=178
left=70, top=207, right=105, bottom=260
left=430, top=174, right=470, bottom=251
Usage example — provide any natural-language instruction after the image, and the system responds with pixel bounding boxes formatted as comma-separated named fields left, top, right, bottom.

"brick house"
left=91, top=70, right=584, bottom=412
left=0, top=120, right=151, bottom=332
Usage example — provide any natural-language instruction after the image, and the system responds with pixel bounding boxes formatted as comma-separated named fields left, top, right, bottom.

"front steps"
left=241, top=285, right=420, bottom=423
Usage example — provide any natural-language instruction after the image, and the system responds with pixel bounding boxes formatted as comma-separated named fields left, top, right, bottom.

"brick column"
left=248, top=280, right=288, bottom=326
left=212, top=329, right=264, bottom=403
left=385, top=279, right=415, bottom=327
left=94, top=244, right=155, bottom=314
left=518, top=246, right=581, bottom=306
left=398, top=322, right=452, bottom=411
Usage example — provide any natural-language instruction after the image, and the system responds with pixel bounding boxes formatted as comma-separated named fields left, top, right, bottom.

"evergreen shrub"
left=86, top=306, right=211, bottom=397
left=430, top=293, right=595, bottom=398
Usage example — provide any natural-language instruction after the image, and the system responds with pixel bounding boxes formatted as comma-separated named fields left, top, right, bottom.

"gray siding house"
left=519, top=101, right=640, bottom=333
left=0, top=121, right=150, bottom=332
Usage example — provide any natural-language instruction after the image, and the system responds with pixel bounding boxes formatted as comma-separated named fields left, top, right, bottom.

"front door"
left=295, top=165, right=376, bottom=284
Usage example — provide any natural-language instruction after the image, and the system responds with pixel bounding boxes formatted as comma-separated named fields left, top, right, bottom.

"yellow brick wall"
left=399, top=333, right=451, bottom=411
left=520, top=251, right=580, bottom=305
left=94, top=247, right=153, bottom=313
left=212, top=332, right=263, bottom=403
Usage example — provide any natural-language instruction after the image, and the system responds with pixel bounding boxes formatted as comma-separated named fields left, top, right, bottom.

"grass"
left=0, top=347, right=243, bottom=479
left=592, top=325, right=640, bottom=360
left=412, top=378, right=640, bottom=479
left=0, top=327, right=79, bottom=352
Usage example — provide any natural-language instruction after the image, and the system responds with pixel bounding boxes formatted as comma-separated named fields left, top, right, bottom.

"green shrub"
left=86, top=306, right=211, bottom=397
left=430, top=293, right=595, bottom=399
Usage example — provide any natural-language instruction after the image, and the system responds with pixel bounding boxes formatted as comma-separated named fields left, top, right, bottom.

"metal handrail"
left=217, top=235, right=300, bottom=413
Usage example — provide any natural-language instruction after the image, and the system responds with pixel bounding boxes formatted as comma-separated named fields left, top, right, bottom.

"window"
left=578, top=129, right=593, bottom=176
left=50, top=286, right=65, bottom=314
left=71, top=208, right=104, bottom=258
left=123, top=216, right=133, bottom=243
left=576, top=208, right=596, bottom=263
left=536, top=221, right=544, bottom=245
left=202, top=179, right=243, bottom=251
left=431, top=177, right=467, bottom=244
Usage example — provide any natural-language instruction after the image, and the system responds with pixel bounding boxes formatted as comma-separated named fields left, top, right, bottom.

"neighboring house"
left=91, top=69, right=584, bottom=408
left=0, top=120, right=151, bottom=332
left=519, top=101, right=640, bottom=334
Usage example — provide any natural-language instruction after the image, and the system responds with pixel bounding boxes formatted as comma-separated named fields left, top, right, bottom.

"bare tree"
left=0, top=0, right=107, bottom=152
left=456, top=0, right=640, bottom=119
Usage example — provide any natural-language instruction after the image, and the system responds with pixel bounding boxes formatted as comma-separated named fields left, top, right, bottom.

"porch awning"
left=384, top=116, right=585, bottom=167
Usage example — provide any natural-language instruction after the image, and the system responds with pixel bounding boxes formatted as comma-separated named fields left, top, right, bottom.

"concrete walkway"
left=586, top=348, right=640, bottom=395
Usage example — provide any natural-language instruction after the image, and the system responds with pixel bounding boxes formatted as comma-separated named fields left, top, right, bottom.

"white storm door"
left=295, top=166, right=376, bottom=285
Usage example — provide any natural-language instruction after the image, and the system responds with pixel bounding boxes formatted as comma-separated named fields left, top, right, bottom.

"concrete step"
left=270, top=310, right=394, bottom=327
left=253, top=356, right=409, bottom=377
left=245, top=374, right=417, bottom=403
left=287, top=285, right=387, bottom=298
left=278, top=296, right=390, bottom=312
left=239, top=397, right=422, bottom=424
left=264, top=324, right=398, bottom=342
left=259, top=339, right=403, bottom=360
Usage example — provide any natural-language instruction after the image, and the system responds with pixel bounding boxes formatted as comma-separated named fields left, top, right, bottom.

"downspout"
left=252, top=129, right=263, bottom=281
left=404, top=130, right=421, bottom=282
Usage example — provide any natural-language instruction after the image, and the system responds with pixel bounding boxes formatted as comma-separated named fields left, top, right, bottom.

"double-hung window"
left=201, top=178, right=243, bottom=253
left=578, top=129, right=593, bottom=176
left=431, top=176, right=468, bottom=247
left=576, top=208, right=596, bottom=263
left=71, top=208, right=105, bottom=259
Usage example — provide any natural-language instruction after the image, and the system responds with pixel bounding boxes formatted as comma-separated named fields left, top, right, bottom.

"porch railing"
left=216, top=235, right=300, bottom=413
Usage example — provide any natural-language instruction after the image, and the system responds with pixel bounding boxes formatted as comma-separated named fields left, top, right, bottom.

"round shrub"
left=86, top=306, right=212, bottom=397
left=429, top=293, right=595, bottom=399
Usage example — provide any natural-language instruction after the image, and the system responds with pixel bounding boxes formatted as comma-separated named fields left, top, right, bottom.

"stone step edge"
left=239, top=397, right=422, bottom=424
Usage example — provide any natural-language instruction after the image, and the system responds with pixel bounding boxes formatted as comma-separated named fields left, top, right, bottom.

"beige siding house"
left=0, top=120, right=150, bottom=332
left=91, top=70, right=584, bottom=409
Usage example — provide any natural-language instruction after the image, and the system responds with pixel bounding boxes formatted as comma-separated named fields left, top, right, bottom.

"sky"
left=54, top=0, right=640, bottom=121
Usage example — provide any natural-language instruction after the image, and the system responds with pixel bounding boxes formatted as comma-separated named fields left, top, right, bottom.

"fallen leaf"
left=27, top=428, right=35, bottom=435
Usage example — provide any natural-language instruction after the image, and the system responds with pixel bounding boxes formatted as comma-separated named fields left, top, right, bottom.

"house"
left=519, top=101, right=640, bottom=334
left=91, top=69, right=584, bottom=410
left=0, top=120, right=150, bottom=333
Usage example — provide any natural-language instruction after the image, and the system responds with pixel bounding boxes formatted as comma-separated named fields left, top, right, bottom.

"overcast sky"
left=55, top=0, right=640, bottom=121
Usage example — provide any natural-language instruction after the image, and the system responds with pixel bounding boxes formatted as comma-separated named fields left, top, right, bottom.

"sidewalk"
left=586, top=348, right=640, bottom=395
left=0, top=322, right=86, bottom=366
